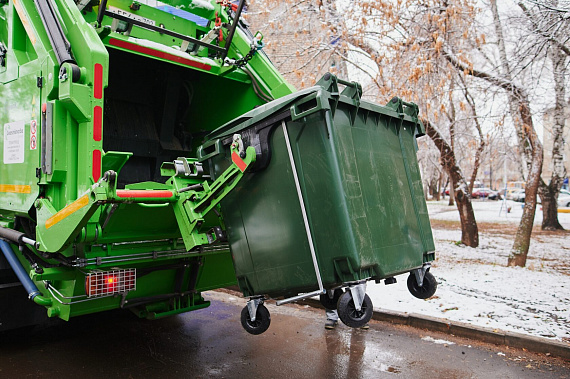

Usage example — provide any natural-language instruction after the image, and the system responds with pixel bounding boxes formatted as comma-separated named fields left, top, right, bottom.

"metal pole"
left=281, top=120, right=325, bottom=294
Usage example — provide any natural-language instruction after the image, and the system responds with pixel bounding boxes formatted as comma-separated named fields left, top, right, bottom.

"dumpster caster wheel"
left=337, top=291, right=373, bottom=328
left=319, top=288, right=343, bottom=310
left=241, top=304, right=271, bottom=335
left=407, top=271, right=437, bottom=299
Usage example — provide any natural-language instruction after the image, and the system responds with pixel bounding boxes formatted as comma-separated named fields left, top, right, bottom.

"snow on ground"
left=428, top=198, right=570, bottom=227
left=366, top=199, right=570, bottom=343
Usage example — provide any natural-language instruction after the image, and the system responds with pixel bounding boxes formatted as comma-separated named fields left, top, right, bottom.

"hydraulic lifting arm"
left=34, top=135, right=256, bottom=253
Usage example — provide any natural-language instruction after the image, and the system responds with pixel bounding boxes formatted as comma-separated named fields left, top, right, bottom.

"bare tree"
left=425, top=120, right=479, bottom=246
left=442, top=0, right=544, bottom=266
left=457, top=74, right=486, bottom=196
left=490, top=0, right=543, bottom=265
left=250, top=0, right=483, bottom=247
left=517, top=1, right=569, bottom=230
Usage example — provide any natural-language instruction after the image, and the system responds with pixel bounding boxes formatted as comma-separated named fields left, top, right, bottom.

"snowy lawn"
left=366, top=199, right=570, bottom=343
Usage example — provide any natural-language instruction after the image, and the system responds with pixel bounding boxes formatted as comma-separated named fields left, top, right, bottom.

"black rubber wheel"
left=319, top=288, right=343, bottom=310
left=407, top=271, right=437, bottom=299
left=241, top=303, right=271, bottom=335
left=337, top=291, right=373, bottom=328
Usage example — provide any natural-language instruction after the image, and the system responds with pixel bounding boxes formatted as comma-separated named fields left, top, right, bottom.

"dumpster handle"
left=281, top=120, right=325, bottom=294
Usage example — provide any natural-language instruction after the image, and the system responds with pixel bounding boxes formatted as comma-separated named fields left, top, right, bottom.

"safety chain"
left=225, top=31, right=264, bottom=67
left=231, top=45, right=257, bottom=68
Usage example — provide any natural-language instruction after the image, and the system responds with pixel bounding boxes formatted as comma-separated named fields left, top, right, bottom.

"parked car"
left=488, top=190, right=501, bottom=200
left=472, top=188, right=499, bottom=199
left=506, top=188, right=525, bottom=201
left=512, top=189, right=526, bottom=202
left=558, top=189, right=570, bottom=208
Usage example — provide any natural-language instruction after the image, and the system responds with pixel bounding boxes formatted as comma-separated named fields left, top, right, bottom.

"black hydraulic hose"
left=96, top=0, right=108, bottom=28
left=0, top=226, right=40, bottom=249
left=34, top=0, right=76, bottom=67
left=0, top=226, right=25, bottom=244
left=243, top=68, right=273, bottom=103
left=0, top=240, right=51, bottom=306
left=21, top=245, right=61, bottom=269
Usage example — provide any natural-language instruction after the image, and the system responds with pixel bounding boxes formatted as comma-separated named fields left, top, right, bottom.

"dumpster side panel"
left=221, top=127, right=320, bottom=297
left=287, top=113, right=360, bottom=285
left=357, top=113, right=426, bottom=276
left=307, top=102, right=427, bottom=279
left=399, top=121, right=436, bottom=253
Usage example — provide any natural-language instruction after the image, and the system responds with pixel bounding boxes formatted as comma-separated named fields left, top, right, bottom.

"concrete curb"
left=298, top=297, right=570, bottom=361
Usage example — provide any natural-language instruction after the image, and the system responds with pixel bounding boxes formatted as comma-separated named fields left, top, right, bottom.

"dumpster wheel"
left=319, top=288, right=344, bottom=310
left=407, top=271, right=437, bottom=299
left=241, top=304, right=271, bottom=335
left=337, top=291, right=373, bottom=328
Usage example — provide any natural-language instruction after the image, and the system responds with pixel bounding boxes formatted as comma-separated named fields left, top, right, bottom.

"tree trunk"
left=448, top=104, right=456, bottom=207
left=455, top=189, right=479, bottom=247
left=457, top=74, right=486, bottom=196
left=508, top=103, right=543, bottom=267
left=490, top=0, right=543, bottom=267
left=448, top=177, right=455, bottom=206
left=468, top=141, right=485, bottom=195
left=425, top=120, right=478, bottom=247
left=540, top=191, right=563, bottom=230
left=435, top=172, right=442, bottom=201
left=539, top=45, right=567, bottom=230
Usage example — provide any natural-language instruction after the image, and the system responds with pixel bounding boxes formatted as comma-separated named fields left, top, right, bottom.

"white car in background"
left=511, top=189, right=526, bottom=202
left=558, top=189, right=570, bottom=208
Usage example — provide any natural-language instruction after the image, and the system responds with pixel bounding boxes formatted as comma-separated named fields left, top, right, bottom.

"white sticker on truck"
left=3, top=120, right=25, bottom=164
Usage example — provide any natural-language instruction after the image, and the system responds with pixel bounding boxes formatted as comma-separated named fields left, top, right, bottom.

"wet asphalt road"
left=1, top=290, right=568, bottom=379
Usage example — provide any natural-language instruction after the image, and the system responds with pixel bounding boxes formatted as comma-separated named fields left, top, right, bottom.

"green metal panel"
left=0, top=73, right=41, bottom=213
left=0, top=0, right=295, bottom=324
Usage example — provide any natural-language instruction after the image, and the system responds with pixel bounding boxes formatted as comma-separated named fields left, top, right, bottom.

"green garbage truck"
left=0, top=0, right=436, bottom=335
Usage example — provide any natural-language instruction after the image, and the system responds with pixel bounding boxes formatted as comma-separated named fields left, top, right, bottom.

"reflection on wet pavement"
left=0, top=290, right=567, bottom=378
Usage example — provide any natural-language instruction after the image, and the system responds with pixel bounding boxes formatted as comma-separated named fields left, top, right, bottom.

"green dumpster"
left=199, top=74, right=436, bottom=333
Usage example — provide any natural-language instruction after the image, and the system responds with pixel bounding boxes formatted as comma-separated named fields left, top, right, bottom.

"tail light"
left=85, top=269, right=136, bottom=297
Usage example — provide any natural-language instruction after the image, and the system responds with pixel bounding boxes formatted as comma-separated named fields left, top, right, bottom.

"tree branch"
left=442, top=50, right=525, bottom=100
left=518, top=2, right=570, bottom=57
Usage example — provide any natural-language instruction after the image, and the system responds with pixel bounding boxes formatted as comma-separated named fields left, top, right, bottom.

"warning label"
left=3, top=121, right=25, bottom=164
left=30, top=120, right=37, bottom=150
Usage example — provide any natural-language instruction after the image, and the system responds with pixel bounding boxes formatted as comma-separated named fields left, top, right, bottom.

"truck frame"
left=0, top=0, right=293, bottom=329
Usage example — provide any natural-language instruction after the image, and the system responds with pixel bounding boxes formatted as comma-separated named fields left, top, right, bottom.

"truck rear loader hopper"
left=0, top=0, right=436, bottom=334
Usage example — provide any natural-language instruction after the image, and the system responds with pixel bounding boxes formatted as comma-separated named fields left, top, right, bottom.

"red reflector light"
left=93, top=106, right=102, bottom=141
left=94, top=63, right=103, bottom=99
left=92, top=149, right=102, bottom=182
left=85, top=269, right=136, bottom=297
